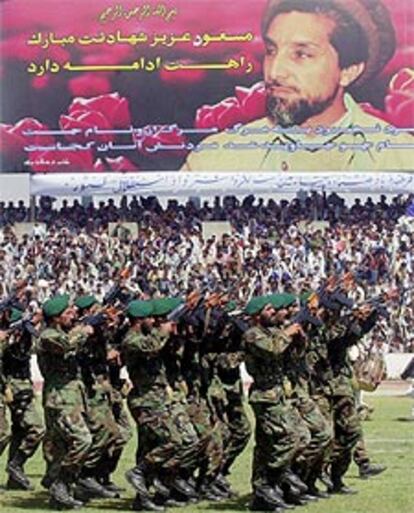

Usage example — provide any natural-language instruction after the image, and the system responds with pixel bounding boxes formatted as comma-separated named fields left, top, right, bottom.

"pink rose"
left=135, top=125, right=189, bottom=156
left=29, top=149, right=94, bottom=173
left=93, top=156, right=138, bottom=172
left=360, top=68, right=414, bottom=129
left=195, top=81, right=265, bottom=131
left=68, top=92, right=131, bottom=128
left=385, top=68, right=414, bottom=128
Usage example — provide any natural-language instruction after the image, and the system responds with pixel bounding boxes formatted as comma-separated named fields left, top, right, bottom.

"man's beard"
left=266, top=84, right=339, bottom=127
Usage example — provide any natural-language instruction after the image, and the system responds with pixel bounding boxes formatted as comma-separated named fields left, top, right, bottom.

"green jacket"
left=244, top=326, right=292, bottom=403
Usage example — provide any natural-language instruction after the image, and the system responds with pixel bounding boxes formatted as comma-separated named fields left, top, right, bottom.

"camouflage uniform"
left=216, top=347, right=251, bottom=476
left=122, top=326, right=200, bottom=489
left=283, top=335, right=332, bottom=487
left=244, top=325, right=302, bottom=494
left=328, top=312, right=377, bottom=489
left=0, top=337, right=11, bottom=457
left=37, top=325, right=92, bottom=486
left=77, top=328, right=131, bottom=482
left=2, top=329, right=44, bottom=487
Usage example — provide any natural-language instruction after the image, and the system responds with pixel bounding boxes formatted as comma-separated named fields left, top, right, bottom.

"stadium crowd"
left=0, top=191, right=413, bottom=355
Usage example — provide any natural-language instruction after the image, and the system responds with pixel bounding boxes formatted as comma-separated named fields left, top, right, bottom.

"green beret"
left=10, top=308, right=23, bottom=324
left=300, top=291, right=312, bottom=304
left=281, top=293, right=297, bottom=308
left=75, top=295, right=98, bottom=311
left=267, top=294, right=285, bottom=310
left=152, top=297, right=183, bottom=317
left=224, top=300, right=238, bottom=313
left=244, top=296, right=270, bottom=316
left=127, top=300, right=154, bottom=319
left=43, top=294, right=70, bottom=318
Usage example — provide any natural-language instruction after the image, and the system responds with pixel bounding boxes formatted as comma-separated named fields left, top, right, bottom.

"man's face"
left=260, top=304, right=276, bottom=326
left=263, top=12, right=345, bottom=127
left=58, top=306, right=77, bottom=329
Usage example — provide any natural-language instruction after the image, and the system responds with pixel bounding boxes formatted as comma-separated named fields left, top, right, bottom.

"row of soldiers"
left=0, top=274, right=387, bottom=511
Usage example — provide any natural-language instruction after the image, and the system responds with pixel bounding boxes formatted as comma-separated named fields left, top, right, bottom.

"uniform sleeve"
left=244, top=327, right=292, bottom=359
left=123, top=329, right=169, bottom=356
left=39, top=328, right=70, bottom=355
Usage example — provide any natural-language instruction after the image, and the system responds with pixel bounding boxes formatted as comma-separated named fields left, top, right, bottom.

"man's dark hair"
left=262, top=0, right=369, bottom=69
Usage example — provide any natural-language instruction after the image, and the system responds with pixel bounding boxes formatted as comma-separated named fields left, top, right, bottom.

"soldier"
left=216, top=302, right=252, bottom=495
left=278, top=294, right=333, bottom=500
left=122, top=299, right=200, bottom=511
left=37, top=294, right=102, bottom=509
left=327, top=300, right=379, bottom=494
left=243, top=296, right=308, bottom=511
left=2, top=307, right=44, bottom=490
left=73, top=294, right=129, bottom=499
left=0, top=329, right=11, bottom=469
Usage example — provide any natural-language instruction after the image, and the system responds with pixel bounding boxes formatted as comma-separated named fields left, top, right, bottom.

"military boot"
left=359, top=463, right=387, bottom=479
left=49, top=480, right=84, bottom=510
left=328, top=477, right=358, bottom=495
left=76, top=476, right=117, bottom=499
left=280, top=469, right=308, bottom=493
left=250, top=493, right=282, bottom=512
left=132, top=494, right=166, bottom=511
left=7, top=451, right=33, bottom=490
left=125, top=463, right=151, bottom=496
left=98, top=474, right=126, bottom=494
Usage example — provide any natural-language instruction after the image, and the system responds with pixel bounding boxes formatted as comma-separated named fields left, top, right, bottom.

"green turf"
left=1, top=395, right=413, bottom=512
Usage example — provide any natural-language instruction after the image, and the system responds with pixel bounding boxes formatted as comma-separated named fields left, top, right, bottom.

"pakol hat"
left=262, top=0, right=396, bottom=87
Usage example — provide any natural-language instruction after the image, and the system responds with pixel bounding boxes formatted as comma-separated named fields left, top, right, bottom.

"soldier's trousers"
left=251, top=399, right=301, bottom=491
left=42, top=382, right=93, bottom=482
left=82, top=389, right=127, bottom=476
left=7, top=380, right=44, bottom=463
left=0, top=396, right=11, bottom=457
left=129, top=398, right=201, bottom=480
left=107, top=388, right=133, bottom=475
left=331, top=393, right=362, bottom=483
left=312, top=393, right=334, bottom=469
left=222, top=393, right=252, bottom=475
left=187, top=395, right=224, bottom=484
left=353, top=437, right=370, bottom=467
left=292, top=394, right=333, bottom=480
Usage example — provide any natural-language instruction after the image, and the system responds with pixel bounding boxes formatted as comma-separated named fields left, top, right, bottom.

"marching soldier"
left=2, top=308, right=44, bottom=490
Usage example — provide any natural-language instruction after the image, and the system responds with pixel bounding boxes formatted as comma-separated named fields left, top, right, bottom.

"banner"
left=1, top=0, right=413, bottom=174
left=30, top=171, right=414, bottom=196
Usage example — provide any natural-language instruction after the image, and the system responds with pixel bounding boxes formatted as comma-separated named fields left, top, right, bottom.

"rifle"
left=292, top=306, right=323, bottom=328
left=167, top=288, right=208, bottom=325
left=0, top=294, right=23, bottom=314
left=103, top=266, right=133, bottom=306
left=81, top=312, right=109, bottom=328
left=8, top=316, right=39, bottom=338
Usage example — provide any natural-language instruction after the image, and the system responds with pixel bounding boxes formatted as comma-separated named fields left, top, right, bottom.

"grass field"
left=1, top=395, right=413, bottom=512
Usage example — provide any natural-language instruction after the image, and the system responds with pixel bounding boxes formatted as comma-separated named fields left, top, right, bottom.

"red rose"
left=93, top=156, right=138, bottom=172
left=68, top=74, right=112, bottom=98
left=68, top=92, right=131, bottom=128
left=59, top=109, right=113, bottom=144
left=29, top=149, right=94, bottom=173
left=135, top=125, right=189, bottom=156
left=195, top=81, right=265, bottom=131
left=1, top=118, right=54, bottom=167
